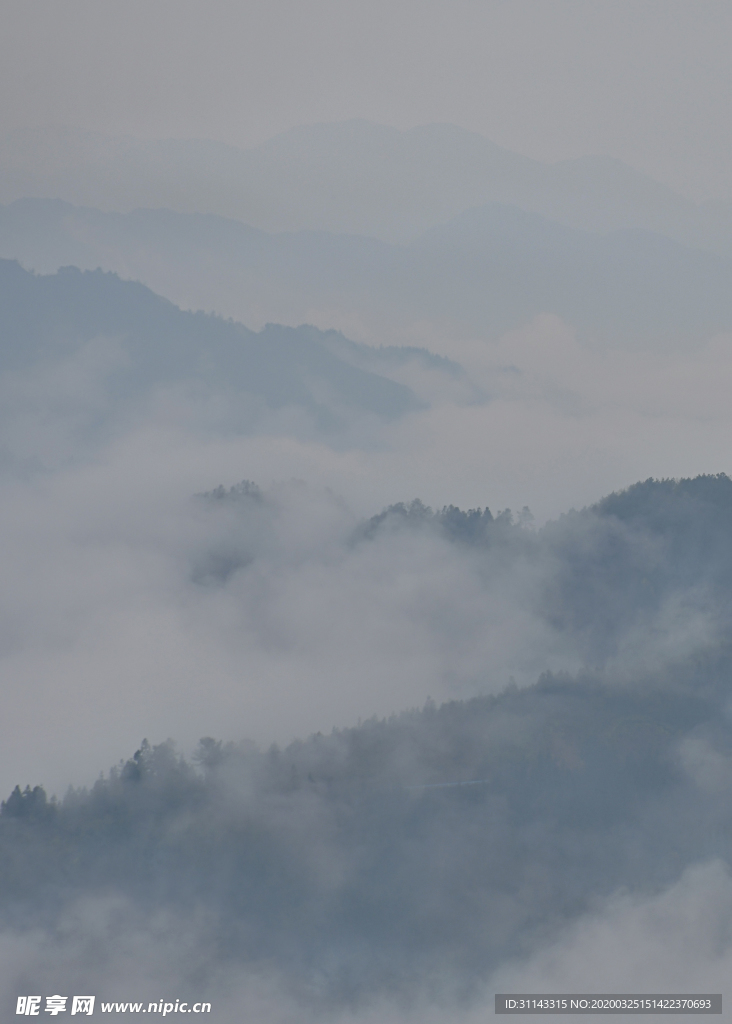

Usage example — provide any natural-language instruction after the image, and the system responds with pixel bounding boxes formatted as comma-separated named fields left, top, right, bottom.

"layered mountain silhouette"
left=3, top=198, right=732, bottom=344
left=2, top=120, right=732, bottom=250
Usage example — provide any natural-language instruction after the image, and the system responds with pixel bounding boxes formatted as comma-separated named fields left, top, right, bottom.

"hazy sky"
left=2, top=0, right=732, bottom=202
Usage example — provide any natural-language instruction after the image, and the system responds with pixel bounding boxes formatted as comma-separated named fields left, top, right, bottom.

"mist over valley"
left=3, top=14, right=732, bottom=1013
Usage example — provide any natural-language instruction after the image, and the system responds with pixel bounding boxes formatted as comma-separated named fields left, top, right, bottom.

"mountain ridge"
left=3, top=120, right=731, bottom=251
left=0, top=257, right=420, bottom=427
left=4, top=197, right=731, bottom=344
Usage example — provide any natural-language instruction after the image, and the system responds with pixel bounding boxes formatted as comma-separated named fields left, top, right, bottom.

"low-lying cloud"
left=0, top=281, right=730, bottom=794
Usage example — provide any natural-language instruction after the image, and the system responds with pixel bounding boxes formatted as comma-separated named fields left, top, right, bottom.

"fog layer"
left=1, top=163, right=731, bottom=1014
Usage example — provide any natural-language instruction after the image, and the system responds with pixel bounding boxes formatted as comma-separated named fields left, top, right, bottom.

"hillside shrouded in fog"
left=3, top=475, right=732, bottom=1018
left=0, top=257, right=417, bottom=435
left=4, top=5, right=732, bottom=1013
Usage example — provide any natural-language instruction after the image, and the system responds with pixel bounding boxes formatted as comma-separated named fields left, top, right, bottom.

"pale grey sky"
left=2, top=0, right=732, bottom=202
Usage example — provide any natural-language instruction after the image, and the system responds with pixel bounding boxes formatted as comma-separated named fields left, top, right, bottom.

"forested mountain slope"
left=3, top=475, right=732, bottom=1008
left=0, top=258, right=418, bottom=427
left=2, top=665, right=728, bottom=1001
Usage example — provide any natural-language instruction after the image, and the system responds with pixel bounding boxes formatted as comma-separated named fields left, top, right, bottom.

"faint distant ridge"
left=3, top=197, right=732, bottom=344
left=2, top=120, right=732, bottom=253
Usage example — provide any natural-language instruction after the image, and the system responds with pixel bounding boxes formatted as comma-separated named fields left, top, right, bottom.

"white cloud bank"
left=0, top=312, right=730, bottom=793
